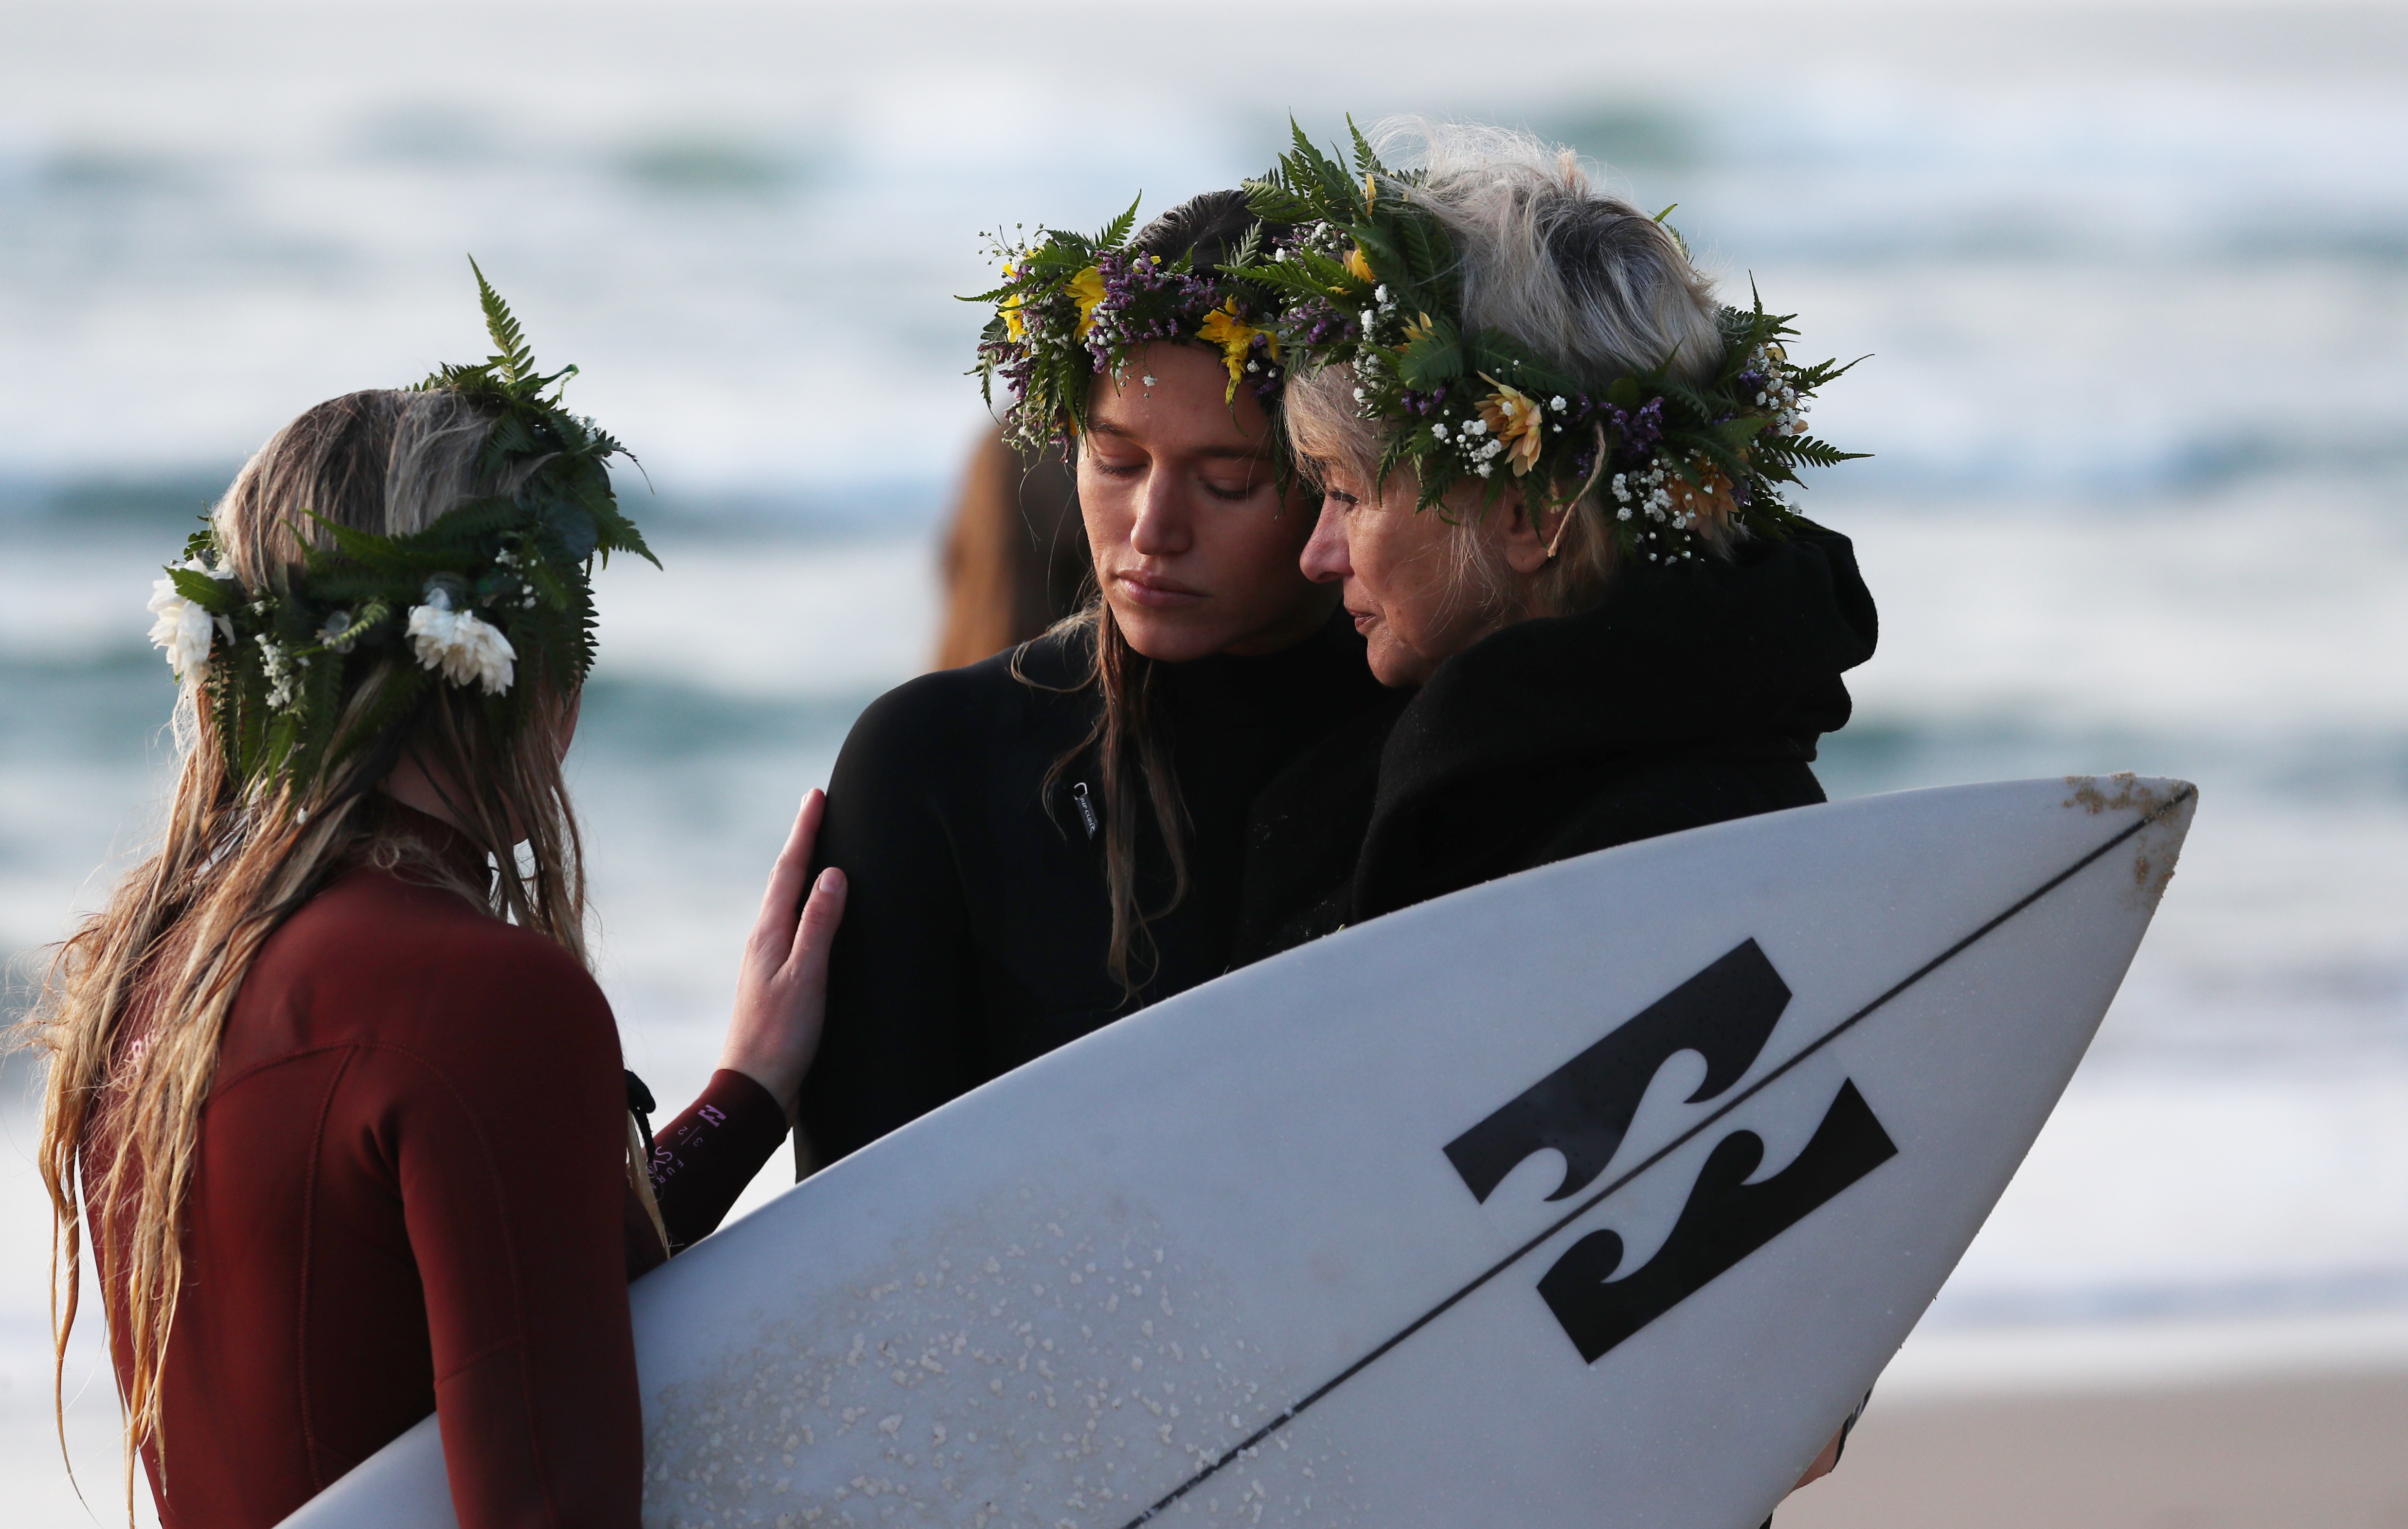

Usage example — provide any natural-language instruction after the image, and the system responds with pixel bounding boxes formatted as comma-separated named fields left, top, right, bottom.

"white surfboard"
left=285, top=775, right=2194, bottom=1529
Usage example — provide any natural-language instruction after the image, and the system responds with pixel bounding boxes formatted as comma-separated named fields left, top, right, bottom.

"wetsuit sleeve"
left=795, top=676, right=986, bottom=1170
left=378, top=934, right=643, bottom=1529
left=649, top=1068, right=790, bottom=1253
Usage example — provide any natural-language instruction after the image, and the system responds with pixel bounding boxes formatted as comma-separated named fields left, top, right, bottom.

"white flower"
left=1430, top=422, right=1448, bottom=440
left=406, top=587, right=516, bottom=695
left=256, top=634, right=300, bottom=710
left=146, top=558, right=231, bottom=680
left=1464, top=419, right=1487, bottom=437
left=1549, top=395, right=1566, bottom=411
left=1475, top=462, right=1493, bottom=479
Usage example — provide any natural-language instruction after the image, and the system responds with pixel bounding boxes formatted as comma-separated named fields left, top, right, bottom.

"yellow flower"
left=1069, top=266, right=1107, bottom=337
left=1476, top=374, right=1546, bottom=477
left=998, top=263, right=1026, bottom=341
left=1402, top=312, right=1434, bottom=345
left=1344, top=245, right=1376, bottom=285
left=1196, top=301, right=1276, bottom=401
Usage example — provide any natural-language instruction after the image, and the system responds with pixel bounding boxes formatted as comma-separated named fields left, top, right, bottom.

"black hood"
left=1353, top=525, right=1878, bottom=915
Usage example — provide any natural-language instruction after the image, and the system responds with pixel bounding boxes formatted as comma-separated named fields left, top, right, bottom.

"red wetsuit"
left=92, top=841, right=789, bottom=1529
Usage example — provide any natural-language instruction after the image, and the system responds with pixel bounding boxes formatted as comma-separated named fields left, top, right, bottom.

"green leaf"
left=169, top=567, right=237, bottom=611
left=1242, top=176, right=1317, bottom=226
left=1397, top=318, right=1464, bottom=390
left=467, top=256, right=533, bottom=385
left=1095, top=194, right=1142, bottom=250
left=1348, top=117, right=1380, bottom=178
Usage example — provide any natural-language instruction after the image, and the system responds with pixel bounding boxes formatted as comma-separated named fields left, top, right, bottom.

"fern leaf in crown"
left=1230, top=122, right=1869, bottom=566
left=146, top=260, right=659, bottom=800
left=966, top=196, right=1303, bottom=455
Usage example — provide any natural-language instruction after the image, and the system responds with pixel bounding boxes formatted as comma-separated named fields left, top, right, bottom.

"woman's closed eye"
left=1200, top=471, right=1268, bottom=503
left=1088, top=456, right=1147, bottom=480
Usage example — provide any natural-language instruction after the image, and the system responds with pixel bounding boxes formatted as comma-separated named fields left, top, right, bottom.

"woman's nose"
left=1127, top=474, right=1191, bottom=557
left=1299, top=499, right=1351, bottom=585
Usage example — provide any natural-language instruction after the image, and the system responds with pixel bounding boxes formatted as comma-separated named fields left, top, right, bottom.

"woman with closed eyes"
left=794, top=190, right=1386, bottom=1170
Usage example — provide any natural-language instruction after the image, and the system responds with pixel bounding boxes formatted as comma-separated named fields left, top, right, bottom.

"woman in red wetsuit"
left=26, top=285, right=846, bottom=1529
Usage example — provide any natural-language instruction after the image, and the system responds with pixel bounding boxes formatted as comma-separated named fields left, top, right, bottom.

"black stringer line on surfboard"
left=1119, top=786, right=2194, bottom=1528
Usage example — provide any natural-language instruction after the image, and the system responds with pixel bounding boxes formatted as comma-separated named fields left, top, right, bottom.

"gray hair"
left=1286, top=119, right=1730, bottom=619
left=1403, top=118, right=1721, bottom=388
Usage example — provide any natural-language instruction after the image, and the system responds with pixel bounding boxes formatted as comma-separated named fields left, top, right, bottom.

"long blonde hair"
left=21, top=388, right=592, bottom=1508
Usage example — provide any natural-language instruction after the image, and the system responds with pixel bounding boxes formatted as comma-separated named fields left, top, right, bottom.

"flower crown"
left=1230, top=126, right=1867, bottom=564
left=147, top=261, right=656, bottom=796
left=968, top=197, right=1297, bottom=454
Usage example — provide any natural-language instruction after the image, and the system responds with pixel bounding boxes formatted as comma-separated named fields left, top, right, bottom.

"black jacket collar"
left=1354, top=526, right=1877, bottom=914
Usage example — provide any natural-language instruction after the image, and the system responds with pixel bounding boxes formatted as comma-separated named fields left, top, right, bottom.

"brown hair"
left=1018, top=599, right=1190, bottom=995
left=19, top=388, right=597, bottom=1513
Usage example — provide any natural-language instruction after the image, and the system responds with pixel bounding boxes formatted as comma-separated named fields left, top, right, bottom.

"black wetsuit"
left=796, top=612, right=1387, bottom=1167
left=1235, top=526, right=1879, bottom=962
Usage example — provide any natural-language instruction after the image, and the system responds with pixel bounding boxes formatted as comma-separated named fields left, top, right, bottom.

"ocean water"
left=2, top=1, right=2404, bottom=1519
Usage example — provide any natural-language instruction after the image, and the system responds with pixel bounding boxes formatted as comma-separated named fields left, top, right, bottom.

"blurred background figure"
left=1, top=3, right=2404, bottom=1527
left=930, top=433, right=1085, bottom=669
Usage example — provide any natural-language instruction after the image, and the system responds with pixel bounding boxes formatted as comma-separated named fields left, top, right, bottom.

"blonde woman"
left=1231, top=124, right=1877, bottom=967
left=1227, top=123, right=1876, bottom=1512
left=27, top=291, right=845, bottom=1529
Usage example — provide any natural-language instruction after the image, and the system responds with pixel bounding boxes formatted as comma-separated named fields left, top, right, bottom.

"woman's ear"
left=1497, top=486, right=1553, bottom=576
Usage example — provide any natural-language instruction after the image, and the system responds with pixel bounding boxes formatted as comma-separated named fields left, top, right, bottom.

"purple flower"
left=1597, top=397, right=1665, bottom=461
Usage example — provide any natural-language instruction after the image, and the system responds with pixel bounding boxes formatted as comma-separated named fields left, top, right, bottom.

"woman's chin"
left=1364, top=631, right=1431, bottom=689
left=1112, top=607, right=1225, bottom=665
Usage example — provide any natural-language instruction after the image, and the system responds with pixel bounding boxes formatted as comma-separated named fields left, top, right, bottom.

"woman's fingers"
left=722, top=791, right=845, bottom=1118
left=786, top=866, right=847, bottom=979
left=749, top=789, right=826, bottom=956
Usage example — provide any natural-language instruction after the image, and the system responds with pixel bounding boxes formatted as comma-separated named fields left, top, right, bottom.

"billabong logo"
left=1446, top=941, right=1899, bottom=1362
left=1444, top=941, right=1793, bottom=1204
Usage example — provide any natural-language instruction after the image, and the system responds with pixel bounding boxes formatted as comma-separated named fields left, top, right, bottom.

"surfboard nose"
left=2059, top=773, right=2196, bottom=912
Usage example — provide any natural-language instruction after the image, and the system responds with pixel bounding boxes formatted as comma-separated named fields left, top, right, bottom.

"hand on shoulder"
left=719, top=788, right=848, bottom=1119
